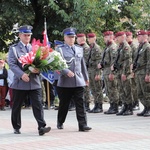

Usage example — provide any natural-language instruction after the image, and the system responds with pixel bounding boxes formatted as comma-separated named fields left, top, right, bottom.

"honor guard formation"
left=1, top=25, right=150, bottom=135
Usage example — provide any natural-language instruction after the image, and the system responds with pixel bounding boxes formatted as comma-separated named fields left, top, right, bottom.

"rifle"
left=86, top=45, right=94, bottom=69
left=132, top=43, right=144, bottom=71
left=113, top=44, right=124, bottom=71
left=100, top=47, right=108, bottom=69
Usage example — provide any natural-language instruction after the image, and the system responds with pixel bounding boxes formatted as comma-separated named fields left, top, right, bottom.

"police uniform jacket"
left=135, top=42, right=150, bottom=75
left=8, top=41, right=41, bottom=90
left=56, top=44, right=89, bottom=88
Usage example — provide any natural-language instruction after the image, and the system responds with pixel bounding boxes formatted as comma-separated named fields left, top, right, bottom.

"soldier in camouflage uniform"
left=111, top=31, right=133, bottom=116
left=132, top=30, right=150, bottom=117
left=86, top=33, right=103, bottom=113
left=76, top=33, right=91, bottom=111
left=126, top=31, right=139, bottom=110
left=98, top=31, right=119, bottom=114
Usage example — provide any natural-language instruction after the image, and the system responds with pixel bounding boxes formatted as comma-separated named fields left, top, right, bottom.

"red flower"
left=18, top=51, right=35, bottom=66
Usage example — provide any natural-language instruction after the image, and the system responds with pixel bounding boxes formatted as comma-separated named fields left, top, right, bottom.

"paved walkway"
left=0, top=103, right=150, bottom=150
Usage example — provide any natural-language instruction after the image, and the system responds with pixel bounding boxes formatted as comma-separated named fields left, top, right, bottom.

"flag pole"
left=44, top=17, right=50, bottom=109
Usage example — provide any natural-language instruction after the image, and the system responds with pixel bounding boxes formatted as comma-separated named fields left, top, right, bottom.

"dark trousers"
left=11, top=89, right=46, bottom=130
left=57, top=87, right=87, bottom=128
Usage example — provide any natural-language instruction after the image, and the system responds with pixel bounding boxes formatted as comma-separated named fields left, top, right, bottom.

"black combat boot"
left=85, top=102, right=90, bottom=112
left=109, top=103, right=118, bottom=114
left=137, top=107, right=147, bottom=116
left=104, top=103, right=118, bottom=114
left=104, top=103, right=113, bottom=114
left=123, top=104, right=133, bottom=116
left=143, top=108, right=150, bottom=117
left=132, top=101, right=140, bottom=111
left=88, top=102, right=103, bottom=113
left=116, top=103, right=127, bottom=116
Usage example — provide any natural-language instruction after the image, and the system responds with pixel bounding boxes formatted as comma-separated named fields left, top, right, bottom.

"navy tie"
left=71, top=46, right=75, bottom=54
left=25, top=46, right=29, bottom=53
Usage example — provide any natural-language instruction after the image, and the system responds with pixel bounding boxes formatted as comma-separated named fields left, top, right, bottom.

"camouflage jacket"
left=129, top=42, right=137, bottom=62
left=82, top=43, right=90, bottom=63
left=87, top=43, right=102, bottom=75
left=115, top=41, right=132, bottom=75
left=102, top=41, right=117, bottom=75
left=135, top=42, right=150, bottom=75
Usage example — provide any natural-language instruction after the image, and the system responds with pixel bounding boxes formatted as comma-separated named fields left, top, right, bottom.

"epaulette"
left=58, top=44, right=65, bottom=48
left=10, top=43, right=18, bottom=48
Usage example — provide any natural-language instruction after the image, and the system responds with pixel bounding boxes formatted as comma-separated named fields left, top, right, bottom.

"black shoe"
left=57, top=121, right=64, bottom=129
left=79, top=126, right=92, bottom=132
left=14, top=129, right=21, bottom=134
left=39, top=126, right=51, bottom=136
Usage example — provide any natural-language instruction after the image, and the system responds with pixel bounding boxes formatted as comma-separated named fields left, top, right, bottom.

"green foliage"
left=0, top=0, right=150, bottom=51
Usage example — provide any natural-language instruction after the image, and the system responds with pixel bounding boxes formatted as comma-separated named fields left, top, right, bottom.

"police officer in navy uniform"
left=8, top=25, right=51, bottom=135
left=56, top=27, right=92, bottom=131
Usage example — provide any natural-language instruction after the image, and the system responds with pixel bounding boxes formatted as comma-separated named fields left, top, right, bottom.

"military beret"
left=103, top=31, right=114, bottom=36
left=63, top=27, right=76, bottom=36
left=18, top=25, right=33, bottom=34
left=136, top=30, right=147, bottom=36
left=87, top=33, right=96, bottom=38
left=125, top=31, right=132, bottom=36
left=54, top=40, right=63, bottom=45
left=76, top=33, right=85, bottom=37
left=115, top=31, right=125, bottom=38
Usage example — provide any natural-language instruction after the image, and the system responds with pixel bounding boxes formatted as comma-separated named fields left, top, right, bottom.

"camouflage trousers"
left=116, top=74, right=133, bottom=105
left=130, top=77, right=138, bottom=103
left=88, top=72, right=103, bottom=104
left=135, top=74, right=150, bottom=107
left=103, top=74, right=119, bottom=104
left=83, top=86, right=91, bottom=103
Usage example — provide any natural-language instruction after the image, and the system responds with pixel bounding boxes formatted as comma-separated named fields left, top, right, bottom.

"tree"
left=0, top=0, right=149, bottom=52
